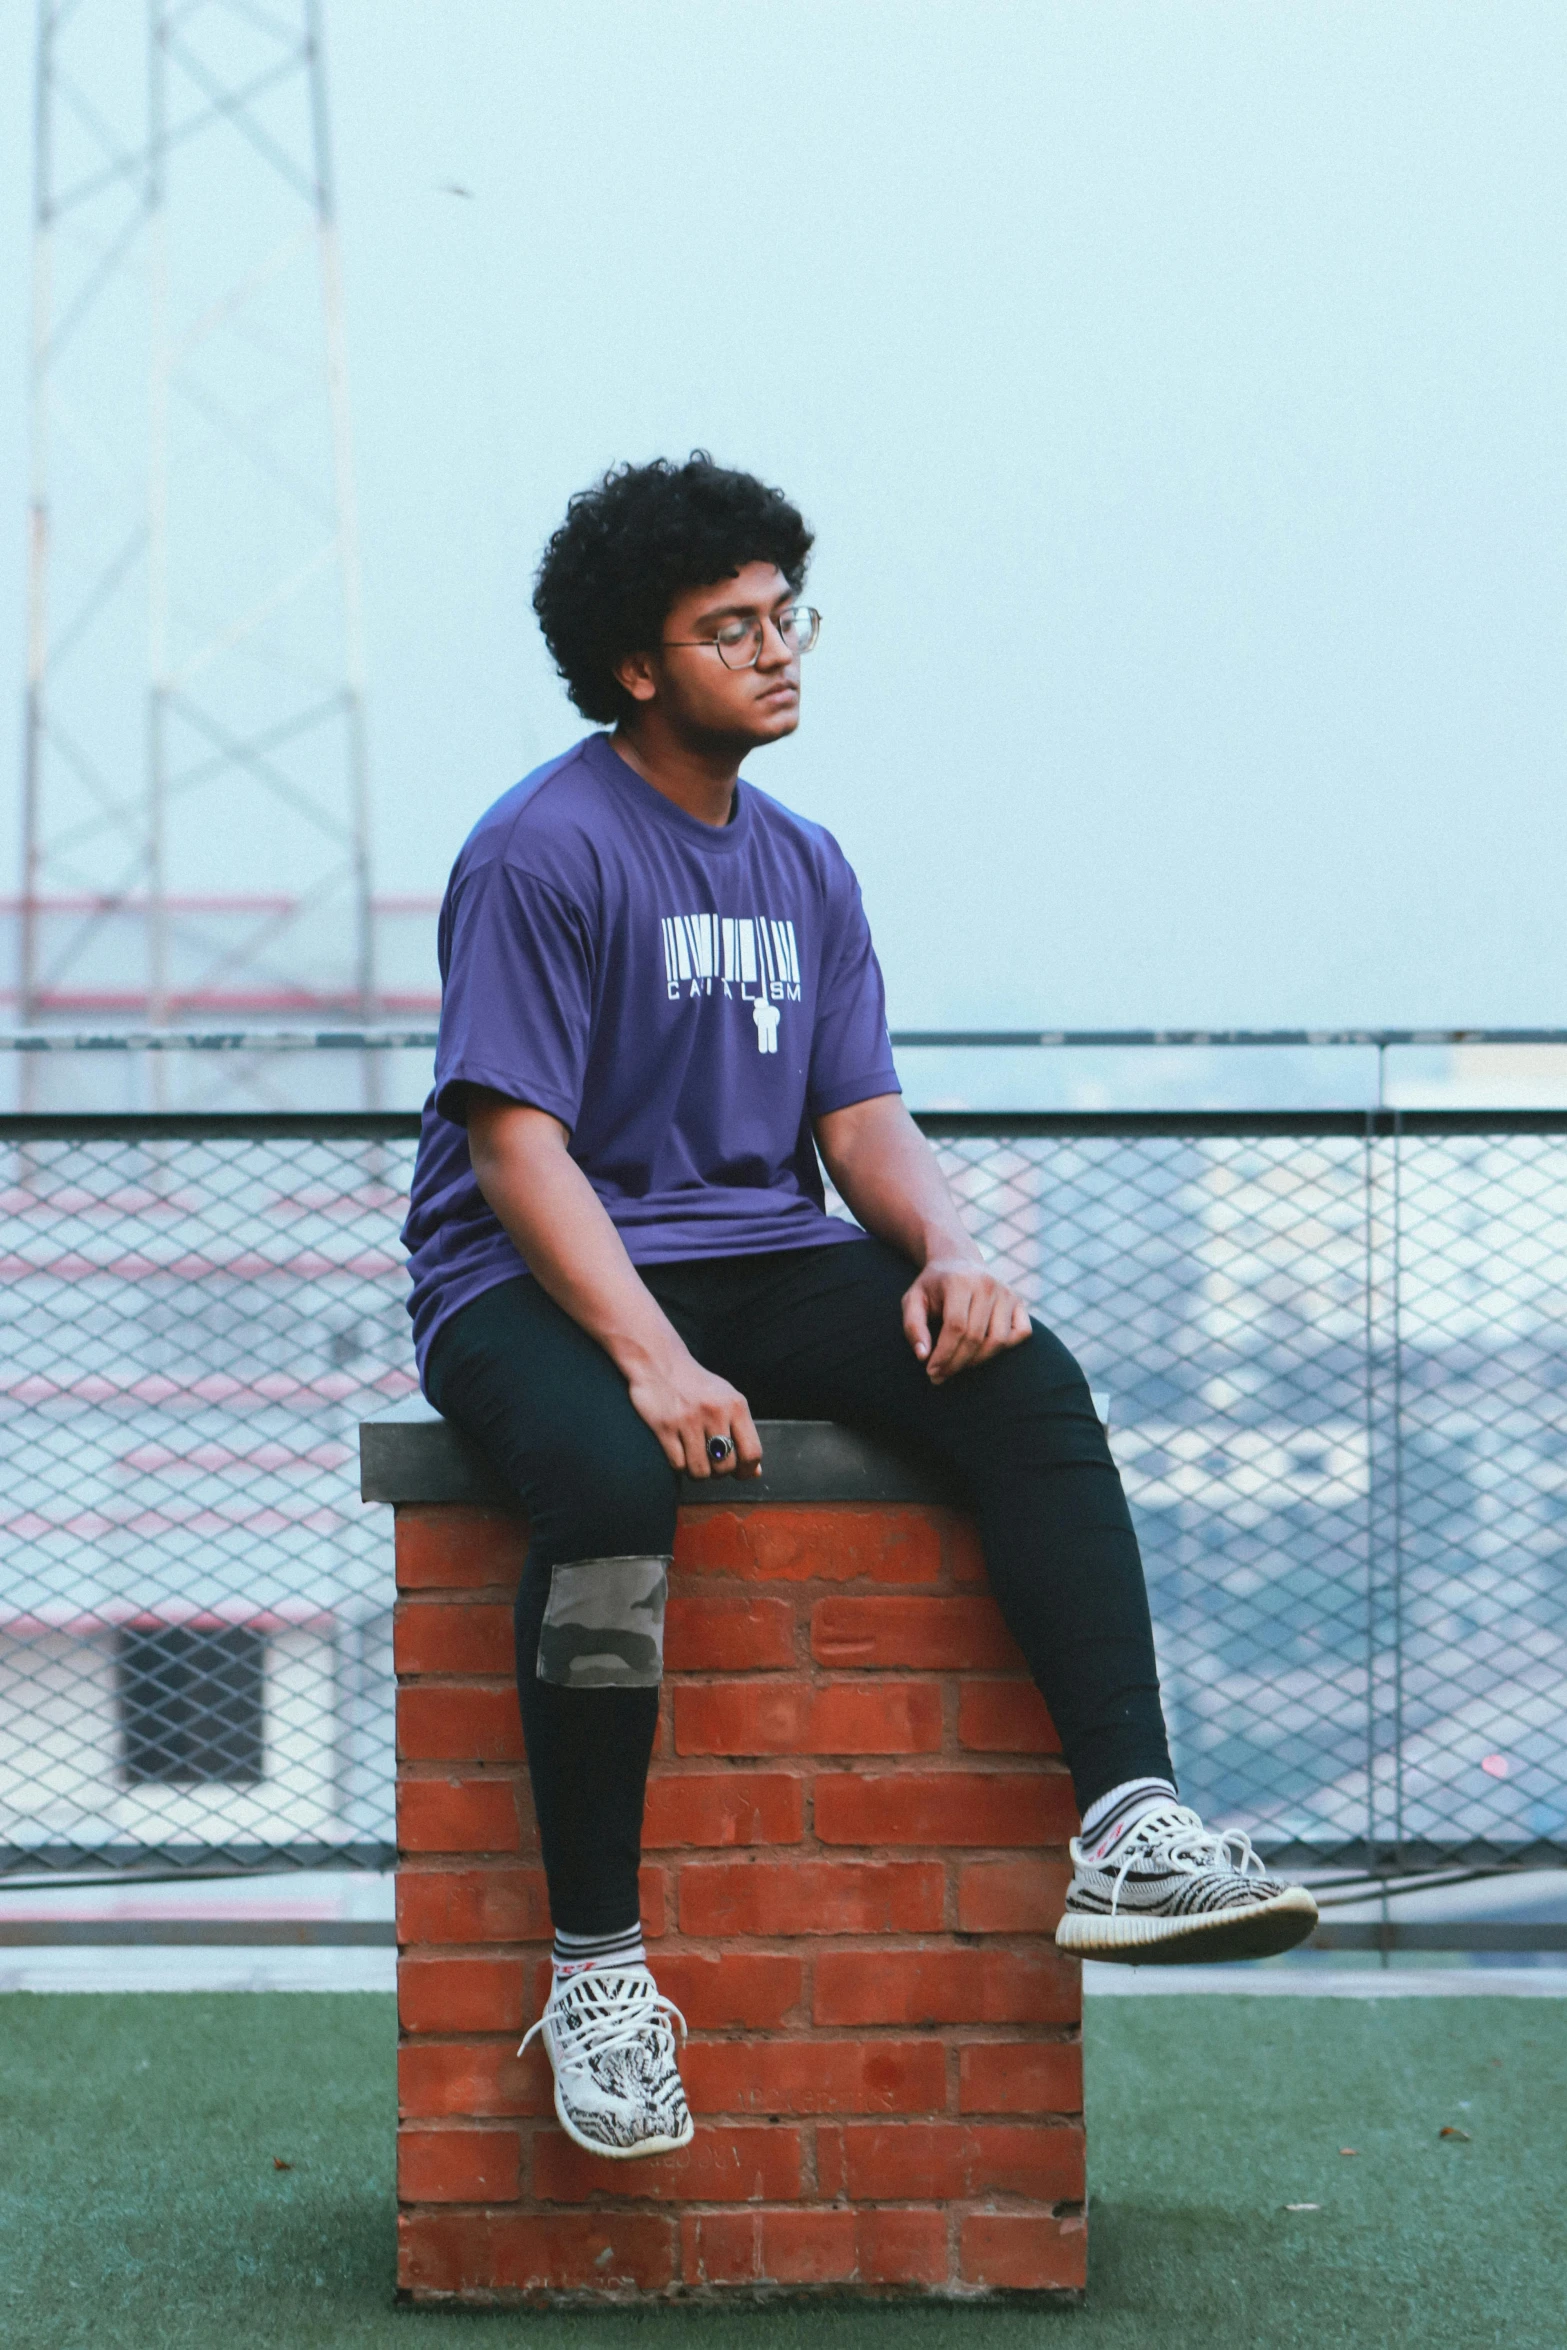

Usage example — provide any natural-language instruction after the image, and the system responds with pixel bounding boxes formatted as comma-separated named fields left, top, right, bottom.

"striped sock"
left=1080, top=1777, right=1179, bottom=1862
left=551, top=1922, right=647, bottom=1980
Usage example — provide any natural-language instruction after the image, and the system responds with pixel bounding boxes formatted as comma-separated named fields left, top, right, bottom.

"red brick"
left=811, top=1594, right=1021, bottom=1670
left=397, top=1866, right=551, bottom=1946
left=532, top=2123, right=801, bottom=2204
left=398, top=2210, right=490, bottom=2294
left=399, top=1955, right=522, bottom=2034
left=497, top=2213, right=677, bottom=2293
left=682, top=2037, right=945, bottom=2117
left=397, top=1775, right=528, bottom=1856
left=398, top=2039, right=549, bottom=2119
left=957, top=1679, right=1061, bottom=1754
left=960, top=2212, right=1086, bottom=2291
left=674, top=1680, right=941, bottom=1757
left=398, top=2125, right=520, bottom=2204
left=641, top=1770, right=803, bottom=1848
left=394, top=1863, right=662, bottom=1945
left=675, top=1506, right=942, bottom=1585
left=399, top=2213, right=677, bottom=2295
left=664, top=1592, right=795, bottom=1670
left=959, top=2040, right=1083, bottom=2117
left=943, top=1515, right=988, bottom=1585
left=815, top=1947, right=1079, bottom=2026
left=394, top=1600, right=513, bottom=1676
left=822, top=2121, right=1083, bottom=2203
left=678, top=1858, right=944, bottom=1937
left=636, top=1951, right=804, bottom=2029
left=397, top=1685, right=524, bottom=1763
left=681, top=2209, right=857, bottom=2286
left=856, top=2208, right=949, bottom=2287
left=395, top=1507, right=526, bottom=1592
left=814, top=1769, right=1077, bottom=1848
left=958, top=1856, right=1073, bottom=1933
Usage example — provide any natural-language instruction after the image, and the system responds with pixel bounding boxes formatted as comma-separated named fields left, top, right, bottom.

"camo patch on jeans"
left=536, top=1555, right=670, bottom=1689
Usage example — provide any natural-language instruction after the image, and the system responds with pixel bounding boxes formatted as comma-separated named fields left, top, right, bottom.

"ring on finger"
left=706, top=1434, right=734, bottom=1466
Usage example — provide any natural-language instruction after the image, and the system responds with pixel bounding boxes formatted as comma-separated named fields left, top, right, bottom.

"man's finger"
left=902, top=1283, right=934, bottom=1362
left=964, top=1302, right=1005, bottom=1368
left=732, top=1399, right=764, bottom=1480
left=985, top=1292, right=1018, bottom=1357
left=926, top=1296, right=976, bottom=1381
left=682, top=1418, right=713, bottom=1478
left=939, top=1285, right=1016, bottom=1379
left=698, top=1410, right=741, bottom=1477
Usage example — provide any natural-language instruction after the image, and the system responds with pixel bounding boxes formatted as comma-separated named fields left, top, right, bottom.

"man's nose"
left=756, top=617, right=794, bottom=668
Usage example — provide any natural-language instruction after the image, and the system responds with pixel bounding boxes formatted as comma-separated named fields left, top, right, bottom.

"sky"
left=0, top=0, right=1564, bottom=1037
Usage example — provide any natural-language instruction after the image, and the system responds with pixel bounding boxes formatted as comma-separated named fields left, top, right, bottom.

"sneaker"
left=519, top=1964, right=694, bottom=2158
left=1054, top=1801, right=1319, bottom=1963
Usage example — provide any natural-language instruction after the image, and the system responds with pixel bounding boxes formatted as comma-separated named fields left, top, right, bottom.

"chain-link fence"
left=930, top=1110, right=1567, bottom=1875
left=0, top=1116, right=417, bottom=1876
left=1, top=1105, right=1564, bottom=1879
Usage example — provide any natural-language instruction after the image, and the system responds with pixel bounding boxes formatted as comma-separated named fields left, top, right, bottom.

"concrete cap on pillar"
left=359, top=1396, right=960, bottom=1510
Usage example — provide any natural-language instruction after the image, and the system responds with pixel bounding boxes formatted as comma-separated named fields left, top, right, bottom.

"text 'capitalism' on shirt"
left=401, top=732, right=901, bottom=1372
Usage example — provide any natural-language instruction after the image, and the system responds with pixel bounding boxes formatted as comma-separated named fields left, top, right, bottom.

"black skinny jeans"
left=424, top=1238, right=1174, bottom=1934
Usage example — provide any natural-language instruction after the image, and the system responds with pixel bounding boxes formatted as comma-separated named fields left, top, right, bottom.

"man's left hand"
left=902, top=1259, right=1033, bottom=1386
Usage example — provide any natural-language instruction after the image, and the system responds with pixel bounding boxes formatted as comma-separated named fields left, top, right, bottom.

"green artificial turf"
left=0, top=1992, right=1562, bottom=2350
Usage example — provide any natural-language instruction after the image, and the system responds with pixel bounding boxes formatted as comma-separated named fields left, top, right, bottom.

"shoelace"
left=518, top=1968, right=689, bottom=2070
left=1076, top=1801, right=1266, bottom=1917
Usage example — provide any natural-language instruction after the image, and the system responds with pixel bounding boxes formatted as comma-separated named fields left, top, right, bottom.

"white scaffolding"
left=19, top=0, right=375, bottom=1053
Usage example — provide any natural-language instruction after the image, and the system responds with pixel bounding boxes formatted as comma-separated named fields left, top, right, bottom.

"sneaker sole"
left=1054, top=1886, right=1319, bottom=1965
left=553, top=2085, right=695, bottom=2161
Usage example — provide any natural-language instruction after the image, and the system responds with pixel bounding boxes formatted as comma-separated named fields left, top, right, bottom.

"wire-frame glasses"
left=664, top=605, right=821, bottom=670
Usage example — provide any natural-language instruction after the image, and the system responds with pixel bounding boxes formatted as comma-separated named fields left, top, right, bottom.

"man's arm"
left=466, top=1091, right=761, bottom=1480
left=814, top=1093, right=1032, bottom=1385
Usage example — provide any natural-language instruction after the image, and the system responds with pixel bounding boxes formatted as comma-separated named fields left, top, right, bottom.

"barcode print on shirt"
left=662, top=914, right=801, bottom=999
left=662, top=914, right=719, bottom=985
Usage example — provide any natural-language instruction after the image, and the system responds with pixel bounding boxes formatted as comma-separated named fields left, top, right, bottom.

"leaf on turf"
left=1438, top=2126, right=1471, bottom=2142
left=1283, top=2202, right=1320, bottom=2211
left=272, top=2156, right=293, bottom=2170
left=1339, top=2147, right=1358, bottom=2157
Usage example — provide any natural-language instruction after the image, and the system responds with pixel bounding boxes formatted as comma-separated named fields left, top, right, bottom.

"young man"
left=402, top=455, right=1317, bottom=2160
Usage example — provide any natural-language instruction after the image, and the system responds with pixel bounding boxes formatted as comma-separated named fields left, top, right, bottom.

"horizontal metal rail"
left=0, top=1919, right=1560, bottom=1951
left=0, top=1919, right=393, bottom=1946
left=1309, top=1923, right=1567, bottom=1954
left=6, top=1107, right=1567, bottom=1145
left=4, top=1025, right=1567, bottom=1054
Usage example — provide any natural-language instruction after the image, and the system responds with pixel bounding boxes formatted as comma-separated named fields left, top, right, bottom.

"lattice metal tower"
left=20, top=0, right=373, bottom=1040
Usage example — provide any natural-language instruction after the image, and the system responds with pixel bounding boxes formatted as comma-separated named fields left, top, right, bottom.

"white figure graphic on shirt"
left=752, top=999, right=780, bottom=1054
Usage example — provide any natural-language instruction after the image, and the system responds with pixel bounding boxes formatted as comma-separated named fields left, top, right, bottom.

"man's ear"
left=613, top=649, right=659, bottom=706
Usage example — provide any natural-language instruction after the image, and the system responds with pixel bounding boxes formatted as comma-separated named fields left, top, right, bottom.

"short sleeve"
left=807, top=868, right=901, bottom=1117
left=432, top=862, right=595, bottom=1130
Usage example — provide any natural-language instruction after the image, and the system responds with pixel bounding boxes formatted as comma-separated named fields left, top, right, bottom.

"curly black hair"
left=533, top=453, right=814, bottom=724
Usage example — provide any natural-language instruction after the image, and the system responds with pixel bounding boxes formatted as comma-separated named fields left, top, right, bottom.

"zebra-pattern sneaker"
left=1054, top=1801, right=1318, bottom=1963
left=519, top=1964, right=694, bottom=2158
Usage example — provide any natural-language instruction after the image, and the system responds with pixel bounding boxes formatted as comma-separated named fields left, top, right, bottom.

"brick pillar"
left=371, top=1406, right=1084, bottom=2306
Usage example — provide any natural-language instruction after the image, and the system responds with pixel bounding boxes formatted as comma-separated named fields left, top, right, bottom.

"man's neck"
left=611, top=716, right=742, bottom=829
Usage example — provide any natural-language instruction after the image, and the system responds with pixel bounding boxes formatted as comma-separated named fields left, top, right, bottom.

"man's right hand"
left=625, top=1345, right=763, bottom=1482
left=466, top=1095, right=763, bottom=1480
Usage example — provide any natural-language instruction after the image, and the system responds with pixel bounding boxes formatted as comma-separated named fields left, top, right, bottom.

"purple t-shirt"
left=402, top=733, right=900, bottom=1372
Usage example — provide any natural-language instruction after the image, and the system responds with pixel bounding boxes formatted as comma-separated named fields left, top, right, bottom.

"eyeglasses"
left=663, top=605, right=821, bottom=670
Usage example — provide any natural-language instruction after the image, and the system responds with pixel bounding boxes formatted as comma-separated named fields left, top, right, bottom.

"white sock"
left=1080, top=1777, right=1179, bottom=1862
left=552, top=1921, right=646, bottom=1980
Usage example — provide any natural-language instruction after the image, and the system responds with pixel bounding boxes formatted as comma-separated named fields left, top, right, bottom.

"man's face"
left=619, top=562, right=803, bottom=749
